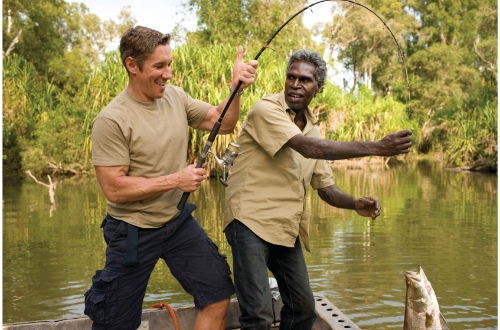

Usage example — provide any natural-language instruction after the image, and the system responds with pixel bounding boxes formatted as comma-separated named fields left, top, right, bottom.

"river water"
left=3, top=159, right=498, bottom=329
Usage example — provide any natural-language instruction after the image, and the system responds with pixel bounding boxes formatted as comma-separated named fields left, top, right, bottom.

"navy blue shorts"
left=84, top=203, right=235, bottom=330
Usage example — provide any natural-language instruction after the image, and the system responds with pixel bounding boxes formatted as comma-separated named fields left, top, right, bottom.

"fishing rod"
left=177, top=0, right=410, bottom=210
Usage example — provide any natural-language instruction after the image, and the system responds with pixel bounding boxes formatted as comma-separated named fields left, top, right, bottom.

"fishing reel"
left=208, top=142, right=240, bottom=187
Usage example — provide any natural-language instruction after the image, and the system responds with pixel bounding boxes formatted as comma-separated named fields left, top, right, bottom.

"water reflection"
left=2, top=160, right=497, bottom=329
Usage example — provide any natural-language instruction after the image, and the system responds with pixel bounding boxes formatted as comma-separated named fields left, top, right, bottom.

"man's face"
left=284, top=61, right=321, bottom=112
left=130, top=44, right=173, bottom=102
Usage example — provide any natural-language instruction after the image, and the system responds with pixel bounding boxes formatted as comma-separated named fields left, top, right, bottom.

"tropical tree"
left=2, top=0, right=496, bottom=177
left=184, top=0, right=323, bottom=56
left=2, top=0, right=136, bottom=177
left=2, top=0, right=135, bottom=97
left=320, top=0, right=414, bottom=98
left=404, top=0, right=497, bottom=115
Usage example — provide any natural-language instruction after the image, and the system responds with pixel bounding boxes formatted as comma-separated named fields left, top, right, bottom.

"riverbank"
left=329, top=154, right=497, bottom=173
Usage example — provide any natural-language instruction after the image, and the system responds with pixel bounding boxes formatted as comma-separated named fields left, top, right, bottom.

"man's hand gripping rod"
left=177, top=81, right=244, bottom=210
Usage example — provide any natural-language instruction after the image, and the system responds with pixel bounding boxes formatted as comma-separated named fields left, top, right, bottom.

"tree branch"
left=26, top=170, right=57, bottom=205
left=5, top=29, right=22, bottom=57
left=474, top=36, right=495, bottom=73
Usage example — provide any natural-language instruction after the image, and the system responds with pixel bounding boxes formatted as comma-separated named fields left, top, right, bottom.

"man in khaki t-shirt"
left=224, top=49, right=412, bottom=329
left=84, top=26, right=258, bottom=330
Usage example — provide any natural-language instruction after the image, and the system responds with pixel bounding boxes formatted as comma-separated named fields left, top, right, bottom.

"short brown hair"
left=119, top=26, right=171, bottom=72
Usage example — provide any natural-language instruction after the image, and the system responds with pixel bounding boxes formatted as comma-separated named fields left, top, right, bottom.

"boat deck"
left=3, top=294, right=359, bottom=330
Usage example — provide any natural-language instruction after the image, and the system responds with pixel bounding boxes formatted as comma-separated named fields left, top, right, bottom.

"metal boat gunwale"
left=3, top=294, right=359, bottom=330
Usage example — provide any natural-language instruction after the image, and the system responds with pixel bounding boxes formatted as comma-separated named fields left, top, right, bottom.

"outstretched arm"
left=286, top=129, right=412, bottom=160
left=318, top=184, right=381, bottom=219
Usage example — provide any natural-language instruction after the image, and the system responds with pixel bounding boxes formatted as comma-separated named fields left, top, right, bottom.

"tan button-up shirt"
left=224, top=92, right=335, bottom=251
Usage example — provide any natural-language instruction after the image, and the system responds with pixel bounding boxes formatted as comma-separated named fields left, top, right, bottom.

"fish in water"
left=404, top=266, right=450, bottom=330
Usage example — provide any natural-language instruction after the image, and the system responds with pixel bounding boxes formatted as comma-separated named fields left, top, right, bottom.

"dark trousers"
left=225, top=220, right=316, bottom=330
left=85, top=204, right=235, bottom=330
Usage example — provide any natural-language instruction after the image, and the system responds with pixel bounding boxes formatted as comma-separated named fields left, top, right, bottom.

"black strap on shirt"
left=123, top=223, right=139, bottom=267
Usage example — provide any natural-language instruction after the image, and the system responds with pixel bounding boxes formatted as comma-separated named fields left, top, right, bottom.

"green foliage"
left=2, top=123, right=23, bottom=180
left=422, top=88, right=498, bottom=166
left=185, top=0, right=322, bottom=56
left=185, top=0, right=249, bottom=46
left=321, top=0, right=412, bottom=96
left=1, top=0, right=497, bottom=177
left=404, top=0, right=497, bottom=114
left=3, top=0, right=68, bottom=75
left=319, top=0, right=497, bottom=145
left=169, top=44, right=288, bottom=172
left=3, top=0, right=136, bottom=98
left=408, top=44, right=481, bottom=115
left=321, top=85, right=417, bottom=143
left=77, top=51, right=129, bottom=166
left=3, top=53, right=57, bottom=173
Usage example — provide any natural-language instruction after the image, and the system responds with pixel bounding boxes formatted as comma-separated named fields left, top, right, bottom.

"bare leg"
left=194, top=298, right=231, bottom=330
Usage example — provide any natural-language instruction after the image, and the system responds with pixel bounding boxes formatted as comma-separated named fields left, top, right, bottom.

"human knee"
left=304, top=296, right=316, bottom=316
left=200, top=297, right=231, bottom=318
left=280, top=294, right=316, bottom=329
left=280, top=305, right=316, bottom=330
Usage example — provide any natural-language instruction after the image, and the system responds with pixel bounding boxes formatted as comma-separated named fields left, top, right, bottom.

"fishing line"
left=178, top=0, right=411, bottom=210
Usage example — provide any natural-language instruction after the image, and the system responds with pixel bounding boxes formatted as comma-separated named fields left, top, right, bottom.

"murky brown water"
left=3, top=160, right=497, bottom=328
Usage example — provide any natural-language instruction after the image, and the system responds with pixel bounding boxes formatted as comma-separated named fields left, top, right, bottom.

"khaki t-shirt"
left=92, top=86, right=211, bottom=228
left=224, top=91, right=334, bottom=251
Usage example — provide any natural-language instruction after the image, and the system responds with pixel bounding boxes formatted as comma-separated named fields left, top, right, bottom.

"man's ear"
left=125, top=57, right=137, bottom=74
left=316, top=84, right=323, bottom=95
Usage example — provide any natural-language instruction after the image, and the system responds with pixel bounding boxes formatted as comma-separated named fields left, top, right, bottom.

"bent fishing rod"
left=177, top=0, right=410, bottom=210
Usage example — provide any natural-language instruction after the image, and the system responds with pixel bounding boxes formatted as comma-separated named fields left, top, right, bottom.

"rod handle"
left=177, top=192, right=190, bottom=210
left=177, top=122, right=221, bottom=210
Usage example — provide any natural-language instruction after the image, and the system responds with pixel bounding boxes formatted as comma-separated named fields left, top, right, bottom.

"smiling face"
left=284, top=61, right=322, bottom=112
left=126, top=44, right=173, bottom=102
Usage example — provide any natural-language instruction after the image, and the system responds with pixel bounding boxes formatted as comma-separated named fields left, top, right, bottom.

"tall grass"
left=436, top=92, right=497, bottom=166
left=79, top=52, right=129, bottom=166
left=3, top=54, right=55, bottom=142
left=315, top=85, right=418, bottom=146
left=170, top=44, right=288, bottom=174
left=3, top=54, right=57, bottom=175
left=3, top=45, right=496, bottom=176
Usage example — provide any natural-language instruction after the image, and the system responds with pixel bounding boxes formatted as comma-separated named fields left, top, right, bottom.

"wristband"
left=229, top=85, right=244, bottom=97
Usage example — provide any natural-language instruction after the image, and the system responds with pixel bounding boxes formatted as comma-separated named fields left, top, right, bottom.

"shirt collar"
left=279, top=91, right=318, bottom=134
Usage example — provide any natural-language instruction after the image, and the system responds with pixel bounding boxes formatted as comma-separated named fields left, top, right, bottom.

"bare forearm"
left=286, top=129, right=412, bottom=160
left=216, top=94, right=242, bottom=134
left=305, top=139, right=380, bottom=160
left=216, top=45, right=258, bottom=134
left=98, top=173, right=180, bottom=203
left=318, top=185, right=357, bottom=209
left=96, top=164, right=206, bottom=203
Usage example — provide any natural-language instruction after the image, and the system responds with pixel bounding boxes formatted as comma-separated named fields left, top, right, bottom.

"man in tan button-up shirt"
left=224, top=49, right=412, bottom=329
